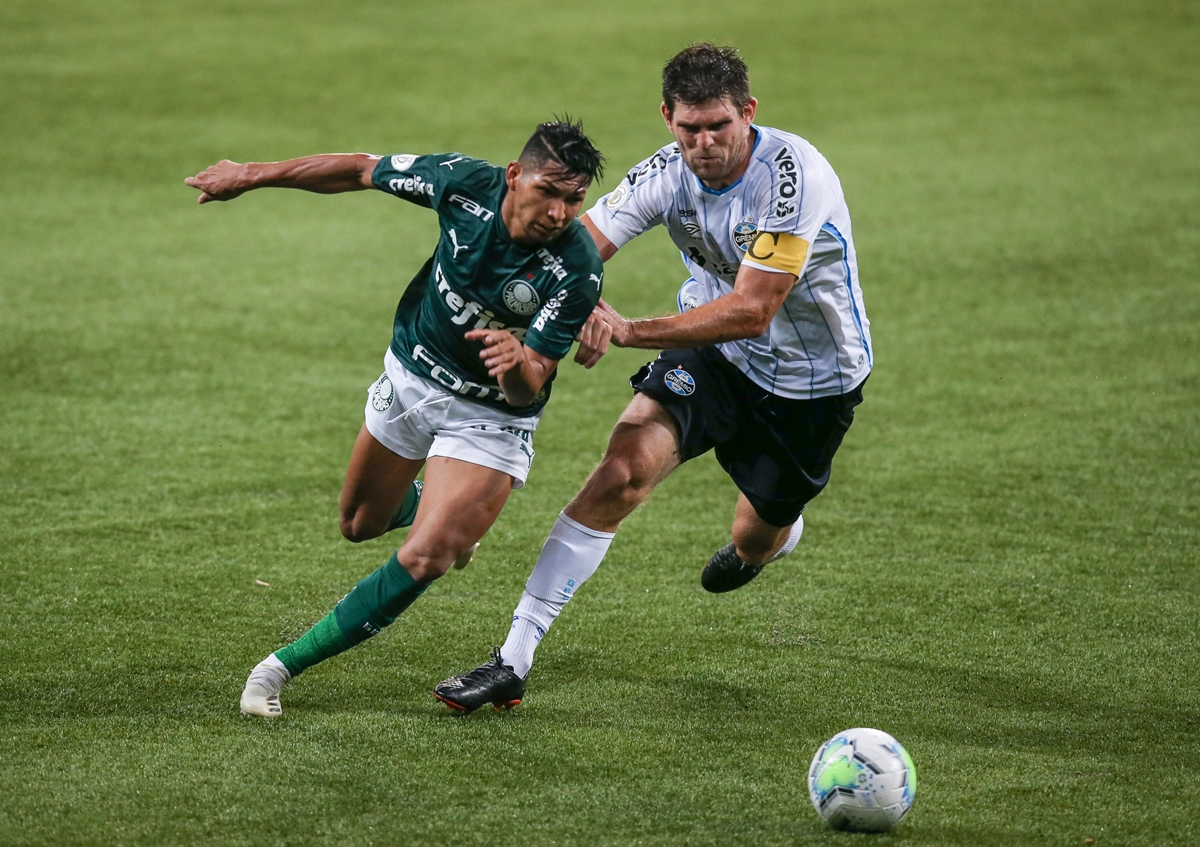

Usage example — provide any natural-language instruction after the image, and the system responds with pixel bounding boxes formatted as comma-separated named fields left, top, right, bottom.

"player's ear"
left=743, top=97, right=758, bottom=123
left=660, top=102, right=672, bottom=128
left=505, top=161, right=522, bottom=190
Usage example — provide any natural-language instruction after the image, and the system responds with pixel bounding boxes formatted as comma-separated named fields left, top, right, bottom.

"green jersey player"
left=185, top=120, right=604, bottom=717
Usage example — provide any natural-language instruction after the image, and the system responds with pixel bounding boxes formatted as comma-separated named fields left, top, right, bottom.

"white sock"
left=245, top=654, right=291, bottom=697
left=500, top=512, right=615, bottom=678
left=766, top=514, right=804, bottom=563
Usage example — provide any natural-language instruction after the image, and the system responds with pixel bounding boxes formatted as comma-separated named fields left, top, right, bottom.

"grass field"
left=2, top=1, right=1198, bottom=844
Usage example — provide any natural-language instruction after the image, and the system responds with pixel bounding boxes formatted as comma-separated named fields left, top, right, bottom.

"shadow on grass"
left=823, top=651, right=1200, bottom=753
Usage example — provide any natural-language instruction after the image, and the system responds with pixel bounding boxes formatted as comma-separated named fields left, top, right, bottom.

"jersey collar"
left=693, top=125, right=762, bottom=196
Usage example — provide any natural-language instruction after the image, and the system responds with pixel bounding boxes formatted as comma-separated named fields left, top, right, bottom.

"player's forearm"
left=239, top=154, right=377, bottom=194
left=620, top=293, right=775, bottom=349
left=497, top=360, right=548, bottom=407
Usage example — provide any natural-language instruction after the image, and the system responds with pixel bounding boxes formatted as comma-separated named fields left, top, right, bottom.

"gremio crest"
left=733, top=219, right=759, bottom=252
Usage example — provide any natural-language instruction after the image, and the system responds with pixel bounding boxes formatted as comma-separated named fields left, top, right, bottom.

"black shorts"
left=630, top=346, right=865, bottom=527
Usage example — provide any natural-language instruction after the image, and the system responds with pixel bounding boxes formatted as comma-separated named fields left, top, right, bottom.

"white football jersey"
left=587, top=125, right=871, bottom=399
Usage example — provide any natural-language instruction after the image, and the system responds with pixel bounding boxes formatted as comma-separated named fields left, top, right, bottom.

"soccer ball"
left=807, top=728, right=917, bottom=833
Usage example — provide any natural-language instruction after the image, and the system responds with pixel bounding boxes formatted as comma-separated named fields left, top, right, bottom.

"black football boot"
left=434, top=648, right=526, bottom=713
left=701, top=543, right=764, bottom=593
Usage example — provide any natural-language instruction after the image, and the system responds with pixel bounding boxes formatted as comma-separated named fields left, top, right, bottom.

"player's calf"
left=702, top=515, right=804, bottom=593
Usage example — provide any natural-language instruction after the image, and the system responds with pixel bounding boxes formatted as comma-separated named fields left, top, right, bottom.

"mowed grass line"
left=1, top=1, right=1197, bottom=845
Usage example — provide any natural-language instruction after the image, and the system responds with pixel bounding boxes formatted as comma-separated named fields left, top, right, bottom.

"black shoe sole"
left=434, top=692, right=522, bottom=713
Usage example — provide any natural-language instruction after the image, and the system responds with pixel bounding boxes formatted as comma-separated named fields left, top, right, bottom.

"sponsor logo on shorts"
left=665, top=368, right=695, bottom=396
left=503, top=279, right=540, bottom=315
left=605, top=182, right=630, bottom=211
left=733, top=220, right=758, bottom=252
left=371, top=374, right=394, bottom=411
left=390, top=154, right=417, bottom=171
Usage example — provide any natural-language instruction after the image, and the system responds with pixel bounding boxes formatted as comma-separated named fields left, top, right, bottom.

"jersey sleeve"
left=522, top=246, right=604, bottom=362
left=743, top=143, right=836, bottom=278
left=583, top=149, right=674, bottom=250
left=371, top=152, right=474, bottom=208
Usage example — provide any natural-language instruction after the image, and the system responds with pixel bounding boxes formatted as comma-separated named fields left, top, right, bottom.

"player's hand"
left=593, top=298, right=634, bottom=348
left=185, top=160, right=249, bottom=204
left=574, top=306, right=613, bottom=369
left=465, top=328, right=525, bottom=378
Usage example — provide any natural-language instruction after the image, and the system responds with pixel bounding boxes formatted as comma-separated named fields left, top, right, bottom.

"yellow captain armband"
left=744, top=231, right=809, bottom=276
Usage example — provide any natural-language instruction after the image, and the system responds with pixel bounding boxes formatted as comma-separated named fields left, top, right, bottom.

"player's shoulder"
left=621, top=141, right=685, bottom=191
left=376, top=152, right=501, bottom=185
left=429, top=153, right=503, bottom=191
left=750, top=126, right=823, bottom=162
left=745, top=126, right=840, bottom=214
left=556, top=219, right=605, bottom=273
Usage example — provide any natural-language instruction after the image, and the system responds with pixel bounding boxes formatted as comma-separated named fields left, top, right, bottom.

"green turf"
left=1, top=1, right=1197, bottom=844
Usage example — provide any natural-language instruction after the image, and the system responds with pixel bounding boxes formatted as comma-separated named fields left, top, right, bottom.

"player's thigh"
left=341, top=425, right=426, bottom=522
left=399, top=457, right=512, bottom=577
left=606, top=392, right=683, bottom=484
left=567, top=393, right=682, bottom=529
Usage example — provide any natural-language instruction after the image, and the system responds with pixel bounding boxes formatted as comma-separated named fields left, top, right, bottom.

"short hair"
left=662, top=43, right=751, bottom=115
left=518, top=117, right=605, bottom=184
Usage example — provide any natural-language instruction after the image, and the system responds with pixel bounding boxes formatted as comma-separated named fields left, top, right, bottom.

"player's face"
left=503, top=162, right=591, bottom=245
left=663, top=96, right=758, bottom=188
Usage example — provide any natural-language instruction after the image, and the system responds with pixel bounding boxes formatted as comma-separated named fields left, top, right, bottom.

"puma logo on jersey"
left=449, top=229, right=469, bottom=258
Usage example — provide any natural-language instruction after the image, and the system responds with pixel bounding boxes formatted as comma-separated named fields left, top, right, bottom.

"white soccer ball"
left=807, top=727, right=917, bottom=833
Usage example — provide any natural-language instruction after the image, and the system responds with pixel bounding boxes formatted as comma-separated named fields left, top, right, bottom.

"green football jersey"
left=371, top=152, right=603, bottom=417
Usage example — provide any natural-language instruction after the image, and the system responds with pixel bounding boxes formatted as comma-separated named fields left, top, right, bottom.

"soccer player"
left=435, top=45, right=872, bottom=712
left=184, top=120, right=606, bottom=717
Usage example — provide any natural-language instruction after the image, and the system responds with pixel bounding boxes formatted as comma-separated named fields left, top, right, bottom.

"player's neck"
left=697, top=126, right=757, bottom=191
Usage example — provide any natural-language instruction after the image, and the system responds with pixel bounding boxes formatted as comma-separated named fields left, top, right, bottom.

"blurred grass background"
left=1, top=1, right=1197, bottom=845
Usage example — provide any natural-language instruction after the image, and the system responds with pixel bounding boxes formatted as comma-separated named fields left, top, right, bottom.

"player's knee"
left=340, top=511, right=383, bottom=544
left=592, top=451, right=653, bottom=507
left=398, top=537, right=472, bottom=582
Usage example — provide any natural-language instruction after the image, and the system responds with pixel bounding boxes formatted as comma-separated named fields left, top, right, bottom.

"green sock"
left=386, top=481, right=423, bottom=532
left=275, top=551, right=428, bottom=677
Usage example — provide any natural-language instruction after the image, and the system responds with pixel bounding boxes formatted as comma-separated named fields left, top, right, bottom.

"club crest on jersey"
left=733, top=220, right=759, bottom=252
left=665, top=368, right=695, bottom=396
left=390, top=154, right=417, bottom=171
left=605, top=182, right=630, bottom=212
left=370, top=375, right=394, bottom=411
left=503, top=279, right=541, bottom=315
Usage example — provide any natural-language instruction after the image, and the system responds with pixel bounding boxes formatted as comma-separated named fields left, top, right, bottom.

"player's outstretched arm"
left=465, top=329, right=559, bottom=408
left=184, top=153, right=380, bottom=204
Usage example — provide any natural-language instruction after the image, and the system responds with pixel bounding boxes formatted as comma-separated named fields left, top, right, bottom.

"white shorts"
left=364, top=348, right=539, bottom=488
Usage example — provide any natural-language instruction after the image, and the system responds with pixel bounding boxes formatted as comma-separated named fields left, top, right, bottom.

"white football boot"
left=239, top=654, right=291, bottom=717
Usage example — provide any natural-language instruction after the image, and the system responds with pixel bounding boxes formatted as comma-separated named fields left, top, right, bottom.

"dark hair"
left=518, top=117, right=605, bottom=183
left=662, top=43, right=751, bottom=115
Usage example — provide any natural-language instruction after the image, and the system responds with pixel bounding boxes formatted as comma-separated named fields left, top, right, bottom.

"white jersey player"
left=436, top=44, right=871, bottom=713
left=591, top=126, right=871, bottom=399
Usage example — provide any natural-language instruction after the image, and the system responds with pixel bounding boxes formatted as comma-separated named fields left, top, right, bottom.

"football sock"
left=275, top=551, right=429, bottom=677
left=500, top=512, right=614, bottom=678
left=386, top=480, right=423, bottom=532
left=765, top=515, right=804, bottom=563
